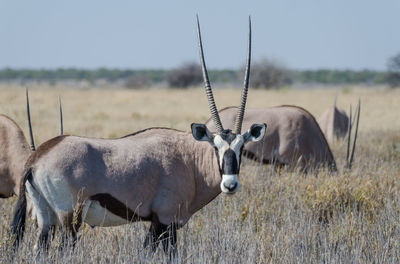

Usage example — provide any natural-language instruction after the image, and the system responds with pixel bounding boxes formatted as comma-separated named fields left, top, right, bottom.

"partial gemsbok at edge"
left=11, top=16, right=266, bottom=257
left=318, top=96, right=351, bottom=144
left=0, top=89, right=63, bottom=200
left=206, top=101, right=360, bottom=171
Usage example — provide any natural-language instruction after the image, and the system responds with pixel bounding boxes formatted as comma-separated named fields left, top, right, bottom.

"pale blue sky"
left=0, top=0, right=399, bottom=70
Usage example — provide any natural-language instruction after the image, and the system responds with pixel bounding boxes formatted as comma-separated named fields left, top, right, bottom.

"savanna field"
left=0, top=84, right=400, bottom=263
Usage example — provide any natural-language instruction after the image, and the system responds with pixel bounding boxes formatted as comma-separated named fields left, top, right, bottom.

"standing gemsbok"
left=11, top=16, right=266, bottom=256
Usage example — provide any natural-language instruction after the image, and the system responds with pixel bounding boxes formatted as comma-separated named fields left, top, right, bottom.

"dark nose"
left=224, top=182, right=238, bottom=192
left=223, top=149, right=239, bottom=175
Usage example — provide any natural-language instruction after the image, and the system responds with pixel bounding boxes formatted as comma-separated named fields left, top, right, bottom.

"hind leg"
left=26, top=196, right=38, bottom=228
left=26, top=181, right=58, bottom=252
left=37, top=224, right=56, bottom=252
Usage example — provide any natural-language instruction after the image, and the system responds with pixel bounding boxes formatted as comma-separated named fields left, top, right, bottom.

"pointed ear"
left=191, top=123, right=214, bottom=142
left=243, top=123, right=266, bottom=143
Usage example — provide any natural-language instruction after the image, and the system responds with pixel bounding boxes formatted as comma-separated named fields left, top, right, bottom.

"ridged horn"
left=348, top=99, right=360, bottom=169
left=234, top=16, right=252, bottom=134
left=196, top=15, right=224, bottom=134
left=58, top=96, right=63, bottom=136
left=25, top=88, right=35, bottom=152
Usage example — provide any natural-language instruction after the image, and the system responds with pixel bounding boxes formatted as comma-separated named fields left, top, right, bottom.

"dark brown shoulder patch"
left=25, top=135, right=67, bottom=169
left=90, top=193, right=151, bottom=222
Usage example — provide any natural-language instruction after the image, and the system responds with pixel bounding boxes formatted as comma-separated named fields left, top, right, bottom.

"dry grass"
left=0, top=84, right=400, bottom=263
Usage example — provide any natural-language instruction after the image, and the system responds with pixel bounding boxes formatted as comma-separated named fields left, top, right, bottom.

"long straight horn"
left=58, top=96, right=63, bottom=136
left=345, top=105, right=352, bottom=168
left=25, top=88, right=35, bottom=152
left=348, top=99, right=361, bottom=169
left=196, top=15, right=224, bottom=134
left=234, top=16, right=252, bottom=134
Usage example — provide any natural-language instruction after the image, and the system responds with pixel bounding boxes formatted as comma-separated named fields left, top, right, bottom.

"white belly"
left=83, top=200, right=131, bottom=227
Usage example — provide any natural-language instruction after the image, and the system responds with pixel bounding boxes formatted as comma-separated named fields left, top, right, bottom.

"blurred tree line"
left=0, top=55, right=397, bottom=88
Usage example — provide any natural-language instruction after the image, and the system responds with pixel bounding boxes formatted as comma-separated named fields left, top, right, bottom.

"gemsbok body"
left=318, top=97, right=349, bottom=144
left=206, top=105, right=336, bottom=171
left=207, top=102, right=360, bottom=171
left=0, top=114, right=31, bottom=198
left=11, top=17, right=266, bottom=257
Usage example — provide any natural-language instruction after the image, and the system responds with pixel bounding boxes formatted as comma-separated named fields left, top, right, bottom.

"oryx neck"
left=190, top=140, right=222, bottom=213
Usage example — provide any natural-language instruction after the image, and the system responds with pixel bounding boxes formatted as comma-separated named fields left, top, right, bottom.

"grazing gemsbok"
left=11, top=16, right=266, bottom=256
left=206, top=102, right=360, bottom=171
left=206, top=105, right=336, bottom=171
left=0, top=90, right=63, bottom=200
left=318, top=96, right=350, bottom=144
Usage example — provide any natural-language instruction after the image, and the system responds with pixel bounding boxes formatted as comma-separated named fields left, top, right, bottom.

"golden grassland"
left=0, top=84, right=399, bottom=141
left=0, top=84, right=400, bottom=263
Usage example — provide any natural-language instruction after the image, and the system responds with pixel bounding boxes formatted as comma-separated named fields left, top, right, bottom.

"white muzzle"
left=220, top=174, right=240, bottom=194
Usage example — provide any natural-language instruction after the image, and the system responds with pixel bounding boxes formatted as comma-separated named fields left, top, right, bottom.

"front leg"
left=143, top=215, right=178, bottom=258
left=161, top=223, right=177, bottom=259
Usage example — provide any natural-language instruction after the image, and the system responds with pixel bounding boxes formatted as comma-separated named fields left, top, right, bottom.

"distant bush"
left=296, top=69, right=386, bottom=85
left=167, top=62, right=202, bottom=88
left=386, top=53, right=400, bottom=88
left=0, top=67, right=388, bottom=87
left=250, top=58, right=292, bottom=89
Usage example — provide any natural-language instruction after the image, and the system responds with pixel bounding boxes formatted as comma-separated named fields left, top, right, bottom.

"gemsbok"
left=0, top=89, right=63, bottom=200
left=11, top=16, right=266, bottom=257
left=206, top=101, right=360, bottom=171
left=318, top=96, right=350, bottom=144
left=0, top=114, right=30, bottom=199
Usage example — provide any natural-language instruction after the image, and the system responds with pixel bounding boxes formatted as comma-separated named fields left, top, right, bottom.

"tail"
left=10, top=169, right=32, bottom=250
